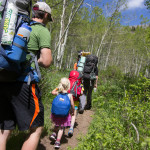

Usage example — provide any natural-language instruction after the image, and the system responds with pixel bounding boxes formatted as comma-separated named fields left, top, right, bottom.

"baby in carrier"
left=67, top=70, right=83, bottom=137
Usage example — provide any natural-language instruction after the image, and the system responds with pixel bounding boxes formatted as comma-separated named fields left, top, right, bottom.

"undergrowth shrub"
left=75, top=70, right=150, bottom=150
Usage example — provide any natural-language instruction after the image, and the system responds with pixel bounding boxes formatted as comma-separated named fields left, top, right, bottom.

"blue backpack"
left=51, top=93, right=71, bottom=117
left=0, top=0, right=41, bottom=83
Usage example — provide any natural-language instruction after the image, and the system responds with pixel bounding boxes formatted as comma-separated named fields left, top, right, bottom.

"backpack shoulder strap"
left=27, top=52, right=41, bottom=85
left=30, top=20, right=45, bottom=27
left=70, top=81, right=78, bottom=97
left=91, top=63, right=95, bottom=73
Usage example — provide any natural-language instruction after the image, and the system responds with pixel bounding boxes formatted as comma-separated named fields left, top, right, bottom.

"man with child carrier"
left=76, top=51, right=98, bottom=113
left=0, top=1, right=53, bottom=150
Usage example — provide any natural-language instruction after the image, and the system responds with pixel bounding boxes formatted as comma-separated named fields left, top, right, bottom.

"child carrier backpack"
left=0, top=0, right=33, bottom=82
left=51, top=93, right=71, bottom=117
left=68, top=70, right=82, bottom=101
left=83, top=54, right=98, bottom=80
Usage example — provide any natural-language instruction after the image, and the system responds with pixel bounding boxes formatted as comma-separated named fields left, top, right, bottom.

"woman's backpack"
left=83, top=54, right=98, bottom=80
left=51, top=93, right=71, bottom=117
left=68, top=70, right=82, bottom=101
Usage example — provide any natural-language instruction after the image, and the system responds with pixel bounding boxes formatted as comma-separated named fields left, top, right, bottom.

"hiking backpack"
left=0, top=0, right=38, bottom=82
left=83, top=54, right=98, bottom=80
left=51, top=93, right=71, bottom=117
left=68, top=70, right=82, bottom=101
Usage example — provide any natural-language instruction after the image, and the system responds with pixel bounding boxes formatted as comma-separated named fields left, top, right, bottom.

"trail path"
left=37, top=110, right=94, bottom=150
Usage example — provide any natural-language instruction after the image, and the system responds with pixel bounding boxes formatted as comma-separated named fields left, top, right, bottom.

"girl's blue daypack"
left=0, top=0, right=41, bottom=83
left=51, top=93, right=71, bottom=117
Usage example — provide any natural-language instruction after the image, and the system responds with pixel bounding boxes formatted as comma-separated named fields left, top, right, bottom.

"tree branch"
left=131, top=122, right=139, bottom=143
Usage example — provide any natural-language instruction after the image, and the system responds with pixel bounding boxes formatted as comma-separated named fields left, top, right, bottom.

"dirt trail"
left=37, top=110, right=94, bottom=150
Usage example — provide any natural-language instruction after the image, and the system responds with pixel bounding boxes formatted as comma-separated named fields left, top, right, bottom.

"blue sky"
left=121, top=0, right=150, bottom=26
left=84, top=0, right=150, bottom=26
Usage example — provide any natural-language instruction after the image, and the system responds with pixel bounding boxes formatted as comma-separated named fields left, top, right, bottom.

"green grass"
left=7, top=67, right=150, bottom=150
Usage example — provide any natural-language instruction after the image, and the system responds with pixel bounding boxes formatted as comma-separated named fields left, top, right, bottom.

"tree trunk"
left=104, top=39, right=112, bottom=69
left=96, top=28, right=109, bottom=57
left=55, top=0, right=84, bottom=69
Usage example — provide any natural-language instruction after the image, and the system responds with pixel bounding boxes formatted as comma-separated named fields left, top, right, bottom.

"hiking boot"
left=49, top=133, right=56, bottom=142
left=54, top=141, right=60, bottom=149
left=68, top=128, right=73, bottom=137
left=79, top=108, right=84, bottom=114
left=84, top=105, right=91, bottom=110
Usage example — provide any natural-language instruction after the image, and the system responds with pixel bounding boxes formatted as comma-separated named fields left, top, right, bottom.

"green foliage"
left=145, top=0, right=150, bottom=10
left=140, top=15, right=150, bottom=25
left=6, top=66, right=150, bottom=150
left=75, top=69, right=150, bottom=150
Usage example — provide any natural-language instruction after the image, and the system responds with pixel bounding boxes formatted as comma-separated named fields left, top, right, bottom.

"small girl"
left=67, top=70, right=83, bottom=137
left=50, top=77, right=74, bottom=149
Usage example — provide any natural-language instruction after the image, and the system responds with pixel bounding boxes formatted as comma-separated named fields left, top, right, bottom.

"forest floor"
left=37, top=110, right=94, bottom=150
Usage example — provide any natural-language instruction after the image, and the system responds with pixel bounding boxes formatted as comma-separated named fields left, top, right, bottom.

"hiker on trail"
left=0, top=1, right=53, bottom=150
left=74, top=50, right=82, bottom=70
left=67, top=70, right=83, bottom=137
left=50, top=77, right=74, bottom=149
left=78, top=54, right=99, bottom=112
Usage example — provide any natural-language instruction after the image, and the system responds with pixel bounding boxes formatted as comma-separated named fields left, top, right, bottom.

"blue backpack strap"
left=30, top=20, right=45, bottom=27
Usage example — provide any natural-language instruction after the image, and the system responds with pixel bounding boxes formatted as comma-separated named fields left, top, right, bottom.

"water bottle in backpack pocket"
left=1, top=2, right=18, bottom=45
left=51, top=93, right=71, bottom=117
left=6, top=23, right=32, bottom=62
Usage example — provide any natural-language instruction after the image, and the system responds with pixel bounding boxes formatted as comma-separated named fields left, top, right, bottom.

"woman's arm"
left=94, top=76, right=98, bottom=88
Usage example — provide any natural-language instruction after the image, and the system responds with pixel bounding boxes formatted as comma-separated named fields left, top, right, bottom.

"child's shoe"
left=49, top=133, right=56, bottom=142
left=54, top=141, right=60, bottom=149
left=68, top=128, right=73, bottom=137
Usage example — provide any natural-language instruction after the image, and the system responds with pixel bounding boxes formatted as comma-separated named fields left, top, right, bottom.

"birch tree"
left=55, top=0, right=84, bottom=69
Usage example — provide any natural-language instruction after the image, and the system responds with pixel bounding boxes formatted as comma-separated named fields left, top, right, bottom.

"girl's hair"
left=57, top=77, right=70, bottom=93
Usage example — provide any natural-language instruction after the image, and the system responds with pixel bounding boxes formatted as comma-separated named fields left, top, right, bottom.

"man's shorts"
left=0, top=82, right=44, bottom=131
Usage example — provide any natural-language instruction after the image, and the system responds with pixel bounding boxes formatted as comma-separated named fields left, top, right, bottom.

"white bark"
left=104, top=39, right=113, bottom=69
left=131, top=122, right=139, bottom=143
left=137, top=55, right=143, bottom=76
left=69, top=48, right=73, bottom=68
left=134, top=56, right=138, bottom=76
left=96, top=28, right=109, bottom=57
left=145, top=68, right=149, bottom=78
left=56, top=0, right=84, bottom=69
left=56, top=0, right=66, bottom=68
